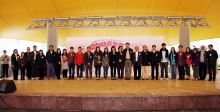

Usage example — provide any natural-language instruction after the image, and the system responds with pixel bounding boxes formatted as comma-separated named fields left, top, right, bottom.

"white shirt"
left=200, top=50, right=204, bottom=62
left=34, top=51, right=36, bottom=60
left=161, top=51, right=169, bottom=62
left=135, top=52, right=138, bottom=62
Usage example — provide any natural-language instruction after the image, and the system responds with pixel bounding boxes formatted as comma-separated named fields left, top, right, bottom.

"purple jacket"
left=192, top=53, right=200, bottom=66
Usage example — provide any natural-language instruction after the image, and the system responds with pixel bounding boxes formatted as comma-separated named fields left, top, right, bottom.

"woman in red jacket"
left=185, top=47, right=192, bottom=80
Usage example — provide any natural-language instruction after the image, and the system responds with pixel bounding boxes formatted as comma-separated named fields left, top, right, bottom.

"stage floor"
left=6, top=75, right=220, bottom=95
left=0, top=74, right=220, bottom=111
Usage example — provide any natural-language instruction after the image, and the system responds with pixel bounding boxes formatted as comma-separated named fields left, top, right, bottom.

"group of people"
left=0, top=42, right=218, bottom=81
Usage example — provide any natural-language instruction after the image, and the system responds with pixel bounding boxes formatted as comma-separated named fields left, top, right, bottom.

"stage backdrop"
left=66, top=36, right=164, bottom=52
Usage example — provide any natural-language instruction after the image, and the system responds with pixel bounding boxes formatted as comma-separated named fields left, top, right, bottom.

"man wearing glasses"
left=24, top=47, right=32, bottom=80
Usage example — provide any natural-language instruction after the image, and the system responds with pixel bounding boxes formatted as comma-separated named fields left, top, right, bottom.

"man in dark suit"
left=150, top=45, right=160, bottom=80
left=30, top=45, right=39, bottom=80
left=84, top=46, right=94, bottom=80
left=11, top=49, right=19, bottom=80
left=123, top=42, right=133, bottom=80
left=132, top=46, right=142, bottom=80
left=24, top=47, right=32, bottom=80
left=207, top=44, right=218, bottom=81
left=198, top=45, right=207, bottom=80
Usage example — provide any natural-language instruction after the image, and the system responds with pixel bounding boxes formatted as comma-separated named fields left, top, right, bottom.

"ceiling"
left=0, top=0, right=220, bottom=45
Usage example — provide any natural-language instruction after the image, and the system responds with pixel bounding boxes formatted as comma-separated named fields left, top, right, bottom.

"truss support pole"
left=179, top=20, right=190, bottom=49
left=47, top=21, right=58, bottom=50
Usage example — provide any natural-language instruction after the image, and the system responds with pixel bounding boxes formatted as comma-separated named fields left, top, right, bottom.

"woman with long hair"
left=54, top=48, right=62, bottom=79
left=94, top=47, right=102, bottom=80
left=18, top=52, right=27, bottom=80
left=185, top=47, right=192, bottom=80
left=169, top=47, right=177, bottom=79
left=102, top=47, right=109, bottom=79
left=61, top=49, right=69, bottom=79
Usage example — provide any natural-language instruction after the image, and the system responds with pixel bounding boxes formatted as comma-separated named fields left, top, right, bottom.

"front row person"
left=11, top=49, right=19, bottom=80
left=150, top=45, right=160, bottom=80
left=169, top=47, right=177, bottom=80
left=141, top=45, right=151, bottom=80
left=117, top=46, right=125, bottom=80
left=74, top=47, right=84, bottom=80
left=102, top=47, right=109, bottom=80
left=84, top=47, right=94, bottom=80
left=177, top=45, right=186, bottom=80
left=109, top=46, right=117, bottom=80
left=36, top=50, right=46, bottom=80
left=1, top=50, right=10, bottom=78
left=207, top=44, right=218, bottom=81
left=94, top=47, right=102, bottom=80
left=132, top=46, right=142, bottom=80
left=18, top=52, right=27, bottom=80
left=46, top=45, right=56, bottom=80
left=192, top=48, right=200, bottom=80
left=61, top=49, right=69, bottom=78
left=54, top=48, right=62, bottom=80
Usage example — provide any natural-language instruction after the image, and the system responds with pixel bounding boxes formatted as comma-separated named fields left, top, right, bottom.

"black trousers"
left=20, top=69, right=25, bottom=80
left=55, top=66, right=61, bottom=79
left=134, top=62, right=141, bottom=80
left=38, top=69, right=45, bottom=80
left=77, top=64, right=84, bottom=78
left=95, top=66, right=101, bottom=78
left=199, top=62, right=207, bottom=80
left=2, top=64, right=9, bottom=77
left=151, top=61, right=158, bottom=79
left=26, top=61, right=32, bottom=79
left=62, top=69, right=68, bottom=78
left=110, top=64, right=117, bottom=78
left=208, top=63, right=216, bottom=80
left=13, top=62, right=18, bottom=80
left=178, top=66, right=185, bottom=79
left=185, top=65, right=190, bottom=77
left=117, top=63, right=124, bottom=79
left=85, top=65, right=92, bottom=78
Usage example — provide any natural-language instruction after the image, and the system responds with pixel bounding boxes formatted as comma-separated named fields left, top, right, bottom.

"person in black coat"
left=150, top=45, right=160, bottom=80
left=141, top=45, right=151, bottom=80
left=116, top=46, right=125, bottom=80
left=109, top=46, right=117, bottom=80
left=122, top=42, right=133, bottom=80
left=36, top=50, right=47, bottom=80
left=207, top=44, right=218, bottom=81
left=84, top=46, right=94, bottom=79
left=54, top=48, right=62, bottom=79
left=24, top=47, right=32, bottom=80
left=11, top=49, right=19, bottom=80
left=30, top=45, right=39, bottom=79
left=18, top=52, right=27, bottom=80
left=132, top=46, right=142, bottom=80
left=46, top=45, right=56, bottom=79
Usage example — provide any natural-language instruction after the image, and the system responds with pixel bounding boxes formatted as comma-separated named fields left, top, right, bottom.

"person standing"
left=192, top=48, right=200, bottom=80
left=109, top=46, right=117, bottom=80
left=102, top=47, right=109, bottom=80
left=132, top=46, right=142, bottom=80
left=207, top=44, right=218, bottom=81
left=54, top=48, right=62, bottom=80
left=1, top=50, right=10, bottom=78
left=18, top=52, right=27, bottom=80
left=61, top=49, right=68, bottom=79
left=198, top=45, right=207, bottom=80
left=185, top=47, right=192, bottom=80
left=141, top=45, right=151, bottom=80
left=159, top=43, right=169, bottom=80
left=30, top=45, right=39, bottom=80
left=123, top=42, right=133, bottom=80
left=11, top=49, right=19, bottom=80
left=74, top=47, right=84, bottom=80
left=117, top=46, right=125, bottom=80
left=177, top=45, right=186, bottom=80
left=24, top=47, right=32, bottom=80
left=169, top=47, right=177, bottom=80
left=150, top=45, right=160, bottom=80
left=46, top=45, right=56, bottom=80
left=36, top=50, right=46, bottom=80
left=94, top=47, right=102, bottom=80
left=84, top=47, right=94, bottom=80
left=68, top=47, right=75, bottom=80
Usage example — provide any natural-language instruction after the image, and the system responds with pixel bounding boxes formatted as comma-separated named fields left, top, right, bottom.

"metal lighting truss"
left=26, top=16, right=210, bottom=30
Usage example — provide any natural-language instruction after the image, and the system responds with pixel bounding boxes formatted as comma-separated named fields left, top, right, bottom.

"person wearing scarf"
left=169, top=47, right=177, bottom=79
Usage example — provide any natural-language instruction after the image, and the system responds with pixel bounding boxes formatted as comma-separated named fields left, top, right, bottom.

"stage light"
left=54, top=17, right=69, bottom=20
left=183, top=16, right=197, bottom=19
left=69, top=17, right=85, bottom=20
left=135, top=16, right=151, bottom=19
left=167, top=16, right=182, bottom=19
left=32, top=18, right=53, bottom=21
left=151, top=16, right=166, bottom=19
left=119, top=16, right=133, bottom=19
left=102, top=17, right=117, bottom=19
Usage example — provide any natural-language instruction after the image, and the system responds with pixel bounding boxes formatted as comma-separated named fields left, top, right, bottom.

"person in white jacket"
left=61, top=49, right=69, bottom=79
left=1, top=50, right=10, bottom=78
